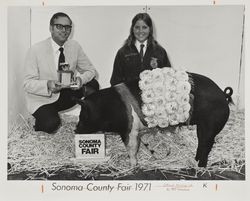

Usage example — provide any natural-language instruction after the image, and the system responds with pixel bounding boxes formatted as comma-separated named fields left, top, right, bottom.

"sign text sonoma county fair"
left=79, top=139, right=101, bottom=154
left=75, top=134, right=105, bottom=159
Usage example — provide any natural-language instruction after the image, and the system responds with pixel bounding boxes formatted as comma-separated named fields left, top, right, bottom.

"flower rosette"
left=139, top=67, right=192, bottom=128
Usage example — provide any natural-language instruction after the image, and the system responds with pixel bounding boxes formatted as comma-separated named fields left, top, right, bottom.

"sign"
left=75, top=134, right=106, bottom=159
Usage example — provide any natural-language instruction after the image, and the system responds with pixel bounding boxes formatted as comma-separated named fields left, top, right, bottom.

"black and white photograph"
left=0, top=0, right=249, bottom=201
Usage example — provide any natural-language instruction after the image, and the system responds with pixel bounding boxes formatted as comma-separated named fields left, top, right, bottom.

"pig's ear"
left=78, top=100, right=89, bottom=120
left=72, top=97, right=85, bottom=106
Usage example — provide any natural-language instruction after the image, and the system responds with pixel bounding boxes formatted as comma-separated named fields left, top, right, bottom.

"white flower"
left=182, top=103, right=191, bottom=113
left=162, top=67, right=176, bottom=77
left=152, top=82, right=165, bottom=96
left=178, top=94, right=190, bottom=105
left=164, top=77, right=174, bottom=90
left=145, top=116, right=158, bottom=128
left=177, top=114, right=185, bottom=123
left=158, top=118, right=169, bottom=128
left=139, top=77, right=153, bottom=90
left=140, top=70, right=152, bottom=80
left=162, top=67, right=171, bottom=74
left=152, top=67, right=162, bottom=74
left=177, top=112, right=188, bottom=123
left=155, top=106, right=167, bottom=119
left=166, top=78, right=178, bottom=91
left=141, top=89, right=154, bottom=103
left=163, top=73, right=172, bottom=82
left=165, top=91, right=178, bottom=102
left=169, top=114, right=179, bottom=126
left=176, top=81, right=191, bottom=94
left=175, top=70, right=189, bottom=81
left=165, top=101, right=179, bottom=114
left=142, top=103, right=156, bottom=117
left=184, top=112, right=190, bottom=120
left=152, top=68, right=164, bottom=83
left=155, top=96, right=166, bottom=107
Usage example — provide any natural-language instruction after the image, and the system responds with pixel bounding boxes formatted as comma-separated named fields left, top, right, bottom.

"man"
left=23, top=12, right=99, bottom=134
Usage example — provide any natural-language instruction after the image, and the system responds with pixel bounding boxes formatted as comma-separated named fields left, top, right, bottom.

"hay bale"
left=8, top=109, right=245, bottom=177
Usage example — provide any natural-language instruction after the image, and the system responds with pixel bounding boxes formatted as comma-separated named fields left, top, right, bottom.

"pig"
left=75, top=72, right=233, bottom=168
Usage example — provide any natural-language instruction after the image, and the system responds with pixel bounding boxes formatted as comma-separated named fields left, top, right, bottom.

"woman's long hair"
left=124, top=13, right=157, bottom=47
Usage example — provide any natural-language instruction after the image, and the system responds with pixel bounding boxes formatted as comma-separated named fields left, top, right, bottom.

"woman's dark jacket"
left=110, top=42, right=171, bottom=86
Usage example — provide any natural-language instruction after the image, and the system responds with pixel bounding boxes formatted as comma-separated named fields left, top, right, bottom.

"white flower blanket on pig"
left=139, top=67, right=193, bottom=128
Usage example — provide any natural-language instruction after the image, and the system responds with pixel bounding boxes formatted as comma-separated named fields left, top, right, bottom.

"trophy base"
left=60, top=83, right=79, bottom=89
left=70, top=84, right=79, bottom=89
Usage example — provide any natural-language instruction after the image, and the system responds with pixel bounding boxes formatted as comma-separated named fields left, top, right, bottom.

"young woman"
left=110, top=12, right=171, bottom=86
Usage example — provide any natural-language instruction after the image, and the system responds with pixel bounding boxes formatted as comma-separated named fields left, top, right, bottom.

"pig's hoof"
left=130, top=159, right=138, bottom=168
left=198, top=160, right=207, bottom=168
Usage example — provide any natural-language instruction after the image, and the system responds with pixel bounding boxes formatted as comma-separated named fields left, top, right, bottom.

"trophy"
left=57, top=63, right=78, bottom=88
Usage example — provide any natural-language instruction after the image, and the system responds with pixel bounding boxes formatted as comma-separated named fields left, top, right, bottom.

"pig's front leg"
left=125, top=107, right=144, bottom=167
left=126, top=129, right=141, bottom=167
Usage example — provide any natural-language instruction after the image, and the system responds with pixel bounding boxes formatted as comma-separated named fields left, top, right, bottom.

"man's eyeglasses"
left=53, top=24, right=72, bottom=31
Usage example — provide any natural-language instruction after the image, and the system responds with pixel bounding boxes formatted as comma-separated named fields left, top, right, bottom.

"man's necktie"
left=139, top=44, right=145, bottom=63
left=58, top=47, right=65, bottom=70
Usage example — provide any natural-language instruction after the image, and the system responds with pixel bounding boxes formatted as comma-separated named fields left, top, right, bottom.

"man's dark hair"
left=49, top=12, right=72, bottom=25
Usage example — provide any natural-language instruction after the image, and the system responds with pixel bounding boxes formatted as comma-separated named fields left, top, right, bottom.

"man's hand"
left=47, top=80, right=62, bottom=93
left=71, top=76, right=82, bottom=90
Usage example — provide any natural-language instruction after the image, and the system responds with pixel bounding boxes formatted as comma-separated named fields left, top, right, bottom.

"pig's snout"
left=75, top=122, right=83, bottom=134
